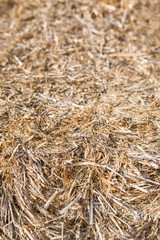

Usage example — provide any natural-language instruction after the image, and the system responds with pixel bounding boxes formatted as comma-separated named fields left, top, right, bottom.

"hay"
left=0, top=0, right=160, bottom=239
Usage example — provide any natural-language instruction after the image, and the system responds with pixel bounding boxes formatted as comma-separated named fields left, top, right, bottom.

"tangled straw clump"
left=0, top=0, right=160, bottom=239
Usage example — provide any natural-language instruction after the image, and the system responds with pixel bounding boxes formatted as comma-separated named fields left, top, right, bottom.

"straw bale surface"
left=0, top=0, right=160, bottom=239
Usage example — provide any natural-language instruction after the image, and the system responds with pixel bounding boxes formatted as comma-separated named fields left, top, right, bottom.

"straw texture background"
left=0, top=0, right=160, bottom=239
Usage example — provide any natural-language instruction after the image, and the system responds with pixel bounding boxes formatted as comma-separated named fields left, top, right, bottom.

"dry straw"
left=0, top=0, right=160, bottom=239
